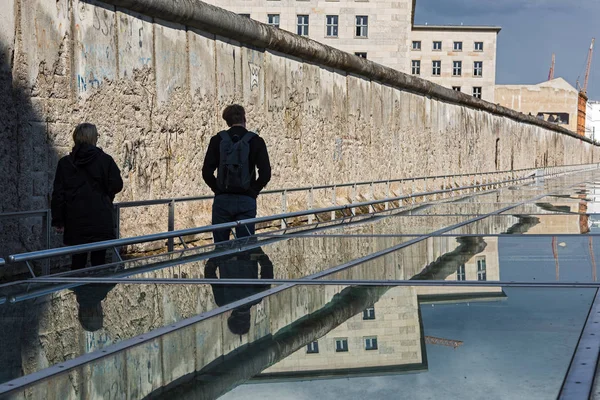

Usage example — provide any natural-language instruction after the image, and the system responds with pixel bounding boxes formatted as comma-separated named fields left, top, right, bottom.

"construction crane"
left=425, top=336, right=463, bottom=349
left=583, top=38, right=595, bottom=95
left=577, top=38, right=595, bottom=136
left=548, top=53, right=555, bottom=81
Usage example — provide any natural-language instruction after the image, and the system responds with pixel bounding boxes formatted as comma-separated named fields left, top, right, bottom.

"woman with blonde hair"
left=51, top=123, right=123, bottom=269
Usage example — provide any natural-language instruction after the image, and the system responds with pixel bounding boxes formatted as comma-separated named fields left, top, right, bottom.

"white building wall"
left=589, top=101, right=600, bottom=141
left=410, top=27, right=499, bottom=103
left=201, top=0, right=415, bottom=73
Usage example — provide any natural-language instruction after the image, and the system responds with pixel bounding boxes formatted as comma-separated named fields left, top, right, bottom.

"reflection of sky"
left=221, top=240, right=595, bottom=399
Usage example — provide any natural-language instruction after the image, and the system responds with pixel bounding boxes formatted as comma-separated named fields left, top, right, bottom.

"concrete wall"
left=410, top=27, right=498, bottom=102
left=1, top=0, right=598, bottom=258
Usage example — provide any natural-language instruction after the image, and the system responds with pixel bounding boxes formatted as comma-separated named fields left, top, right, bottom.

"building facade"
left=588, top=101, right=600, bottom=141
left=203, top=0, right=499, bottom=102
left=409, top=26, right=500, bottom=102
left=202, top=0, right=416, bottom=73
left=495, top=78, right=580, bottom=133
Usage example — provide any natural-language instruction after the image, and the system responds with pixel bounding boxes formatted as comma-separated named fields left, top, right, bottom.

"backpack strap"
left=218, top=131, right=231, bottom=142
left=241, top=131, right=256, bottom=143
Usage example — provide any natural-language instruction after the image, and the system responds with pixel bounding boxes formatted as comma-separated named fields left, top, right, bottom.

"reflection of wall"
left=263, top=286, right=424, bottom=376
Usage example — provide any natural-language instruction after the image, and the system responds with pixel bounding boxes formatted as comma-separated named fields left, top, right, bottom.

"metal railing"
left=2, top=164, right=595, bottom=257
left=4, top=163, right=598, bottom=275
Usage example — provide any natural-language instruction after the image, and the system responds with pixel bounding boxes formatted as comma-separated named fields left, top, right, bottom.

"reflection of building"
left=261, top=286, right=426, bottom=377
left=530, top=201, right=590, bottom=234
left=260, top=241, right=503, bottom=379
left=410, top=25, right=500, bottom=102
left=495, top=78, right=579, bottom=133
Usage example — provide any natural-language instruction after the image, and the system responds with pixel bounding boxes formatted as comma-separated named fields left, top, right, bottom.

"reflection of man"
left=205, top=247, right=274, bottom=335
left=72, top=284, right=115, bottom=332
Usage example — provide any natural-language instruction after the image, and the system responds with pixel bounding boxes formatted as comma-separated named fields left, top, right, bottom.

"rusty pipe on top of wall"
left=95, top=0, right=596, bottom=144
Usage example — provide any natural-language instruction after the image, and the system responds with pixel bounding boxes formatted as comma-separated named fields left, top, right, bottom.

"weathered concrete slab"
left=188, top=28, right=215, bottom=100
left=126, top=338, right=162, bottom=398
left=215, top=36, right=243, bottom=106
left=116, top=9, right=153, bottom=79
left=74, top=0, right=117, bottom=99
left=154, top=19, right=187, bottom=105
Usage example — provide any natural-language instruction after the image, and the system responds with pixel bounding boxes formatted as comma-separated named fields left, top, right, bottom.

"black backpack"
left=217, top=131, right=256, bottom=193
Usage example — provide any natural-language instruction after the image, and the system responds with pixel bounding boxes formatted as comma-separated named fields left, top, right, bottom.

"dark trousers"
left=212, top=194, right=257, bottom=243
left=71, top=250, right=107, bottom=270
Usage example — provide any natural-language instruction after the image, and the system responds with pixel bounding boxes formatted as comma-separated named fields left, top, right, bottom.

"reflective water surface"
left=2, top=172, right=600, bottom=399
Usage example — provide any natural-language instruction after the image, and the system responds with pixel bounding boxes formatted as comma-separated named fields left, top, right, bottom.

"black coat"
left=51, top=144, right=123, bottom=246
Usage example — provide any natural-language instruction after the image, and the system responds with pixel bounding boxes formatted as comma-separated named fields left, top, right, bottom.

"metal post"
left=331, top=186, right=336, bottom=221
left=167, top=200, right=175, bottom=252
left=42, top=211, right=51, bottom=276
left=411, top=179, right=416, bottom=204
left=369, top=182, right=375, bottom=213
left=113, top=205, right=122, bottom=264
left=308, top=187, right=314, bottom=224
left=281, top=191, right=287, bottom=229
left=385, top=181, right=390, bottom=210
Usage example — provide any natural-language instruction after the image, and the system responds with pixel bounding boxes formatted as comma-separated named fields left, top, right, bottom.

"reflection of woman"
left=51, top=123, right=123, bottom=269
left=205, top=247, right=274, bottom=335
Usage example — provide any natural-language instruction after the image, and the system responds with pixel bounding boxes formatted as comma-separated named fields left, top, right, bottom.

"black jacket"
left=51, top=144, right=123, bottom=245
left=202, top=126, right=271, bottom=198
left=204, top=248, right=274, bottom=307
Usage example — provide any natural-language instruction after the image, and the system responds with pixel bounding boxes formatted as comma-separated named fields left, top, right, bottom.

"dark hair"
left=222, top=104, right=246, bottom=127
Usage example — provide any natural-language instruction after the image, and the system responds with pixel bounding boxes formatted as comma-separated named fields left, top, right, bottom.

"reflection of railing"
left=2, top=164, right=595, bottom=259
left=4, top=163, right=598, bottom=274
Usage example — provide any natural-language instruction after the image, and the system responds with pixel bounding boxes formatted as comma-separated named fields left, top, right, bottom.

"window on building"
left=457, top=264, right=466, bottom=280
left=335, top=338, right=349, bottom=352
left=453, top=41, right=463, bottom=51
left=412, top=41, right=421, bottom=51
left=433, top=41, right=442, bottom=51
left=365, top=337, right=378, bottom=351
left=363, top=306, right=376, bottom=320
left=477, top=256, right=487, bottom=279
left=356, top=16, right=368, bottom=37
left=475, top=41, right=484, bottom=51
left=453, top=86, right=462, bottom=92
left=432, top=60, right=441, bottom=76
left=411, top=60, right=421, bottom=75
left=474, top=61, right=483, bottom=77
left=297, top=15, right=309, bottom=36
left=453, top=61, right=462, bottom=76
left=267, top=14, right=280, bottom=28
left=355, top=52, right=367, bottom=59
left=326, top=15, right=339, bottom=37
left=306, top=341, right=319, bottom=354
left=238, top=13, right=250, bottom=18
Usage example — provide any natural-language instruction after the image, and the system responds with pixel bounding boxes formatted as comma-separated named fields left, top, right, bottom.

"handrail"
left=0, top=164, right=579, bottom=215
left=4, top=168, right=585, bottom=265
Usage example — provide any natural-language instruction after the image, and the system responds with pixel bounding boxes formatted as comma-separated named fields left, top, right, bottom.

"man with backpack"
left=202, top=105, right=271, bottom=243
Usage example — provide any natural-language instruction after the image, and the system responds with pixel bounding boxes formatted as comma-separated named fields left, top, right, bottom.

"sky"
left=413, top=0, right=600, bottom=100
